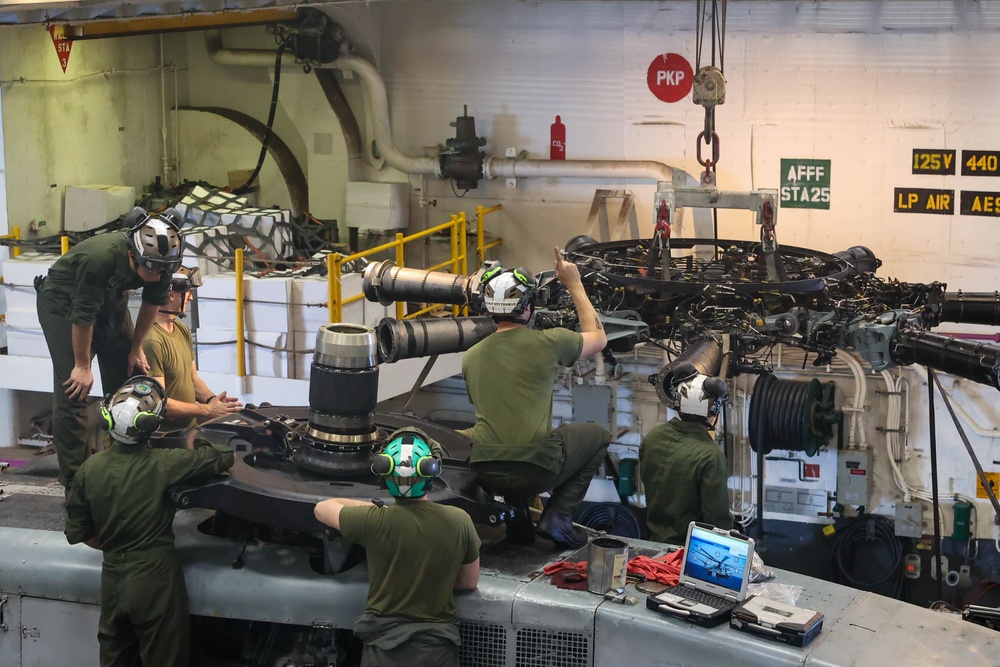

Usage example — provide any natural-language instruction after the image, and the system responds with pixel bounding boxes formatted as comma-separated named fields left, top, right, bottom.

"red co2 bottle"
left=550, top=115, right=566, bottom=160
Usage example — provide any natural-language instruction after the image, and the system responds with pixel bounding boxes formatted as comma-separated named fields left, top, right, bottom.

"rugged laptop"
left=646, top=522, right=755, bottom=627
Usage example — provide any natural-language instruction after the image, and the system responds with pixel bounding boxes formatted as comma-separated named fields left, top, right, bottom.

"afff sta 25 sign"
left=780, top=159, right=831, bottom=210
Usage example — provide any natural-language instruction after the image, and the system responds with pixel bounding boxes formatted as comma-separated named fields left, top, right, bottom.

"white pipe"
left=159, top=35, right=170, bottom=185
left=204, top=31, right=298, bottom=68
left=483, top=155, right=673, bottom=182
left=204, top=32, right=677, bottom=183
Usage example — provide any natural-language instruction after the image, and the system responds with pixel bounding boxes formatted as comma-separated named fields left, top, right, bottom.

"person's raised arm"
left=554, top=247, right=606, bottom=357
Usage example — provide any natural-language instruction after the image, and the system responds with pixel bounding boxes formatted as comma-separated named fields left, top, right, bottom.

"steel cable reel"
left=748, top=373, right=838, bottom=456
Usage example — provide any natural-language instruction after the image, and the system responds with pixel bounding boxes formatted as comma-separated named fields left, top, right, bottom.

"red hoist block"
left=550, top=115, right=566, bottom=160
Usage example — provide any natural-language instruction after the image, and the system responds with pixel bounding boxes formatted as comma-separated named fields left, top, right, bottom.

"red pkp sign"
left=647, top=53, right=693, bottom=104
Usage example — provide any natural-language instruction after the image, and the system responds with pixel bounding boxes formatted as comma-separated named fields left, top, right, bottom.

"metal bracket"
left=22, top=626, right=39, bottom=639
left=505, top=147, right=517, bottom=188
left=653, top=184, right=783, bottom=280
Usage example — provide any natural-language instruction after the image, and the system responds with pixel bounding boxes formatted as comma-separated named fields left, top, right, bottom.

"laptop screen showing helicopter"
left=679, top=522, right=754, bottom=599
left=647, top=522, right=755, bottom=625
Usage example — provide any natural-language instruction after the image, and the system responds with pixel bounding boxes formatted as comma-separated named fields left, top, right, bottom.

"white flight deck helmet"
left=677, top=373, right=730, bottom=421
left=125, top=207, right=184, bottom=276
left=100, top=376, right=167, bottom=445
left=480, top=266, right=536, bottom=320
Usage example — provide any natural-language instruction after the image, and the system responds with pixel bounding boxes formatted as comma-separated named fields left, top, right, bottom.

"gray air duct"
left=363, top=260, right=474, bottom=308
left=376, top=316, right=498, bottom=363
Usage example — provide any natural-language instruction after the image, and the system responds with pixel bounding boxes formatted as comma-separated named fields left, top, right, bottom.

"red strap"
left=627, top=548, right=684, bottom=586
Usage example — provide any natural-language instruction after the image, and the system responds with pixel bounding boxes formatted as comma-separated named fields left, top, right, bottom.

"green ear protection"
left=371, top=427, right=441, bottom=498
left=101, top=376, right=166, bottom=444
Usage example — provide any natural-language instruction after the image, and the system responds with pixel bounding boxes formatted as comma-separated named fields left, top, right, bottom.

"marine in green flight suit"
left=640, top=416, right=734, bottom=545
left=65, top=376, right=235, bottom=667
left=36, top=208, right=183, bottom=491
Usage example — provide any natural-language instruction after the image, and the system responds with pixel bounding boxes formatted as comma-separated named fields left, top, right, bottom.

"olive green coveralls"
left=65, top=439, right=235, bottom=667
left=36, top=231, right=170, bottom=489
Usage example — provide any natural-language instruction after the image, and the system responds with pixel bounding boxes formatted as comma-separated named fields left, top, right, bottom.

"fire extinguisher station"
left=550, top=116, right=566, bottom=160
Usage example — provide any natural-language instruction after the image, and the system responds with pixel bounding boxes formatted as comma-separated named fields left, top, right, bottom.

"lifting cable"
left=693, top=0, right=728, bottom=185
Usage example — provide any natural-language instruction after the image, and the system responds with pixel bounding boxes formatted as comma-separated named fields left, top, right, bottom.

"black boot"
left=505, top=505, right=536, bottom=545
left=536, top=505, right=587, bottom=549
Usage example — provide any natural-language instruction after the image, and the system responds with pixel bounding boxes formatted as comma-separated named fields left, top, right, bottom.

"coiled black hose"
left=577, top=502, right=642, bottom=539
left=831, top=513, right=905, bottom=599
left=748, top=373, right=836, bottom=456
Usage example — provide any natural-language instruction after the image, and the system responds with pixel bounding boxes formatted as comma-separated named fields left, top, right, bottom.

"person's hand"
left=204, top=392, right=243, bottom=419
left=127, top=348, right=150, bottom=376
left=554, top=246, right=582, bottom=287
left=216, top=392, right=243, bottom=412
left=63, top=366, right=94, bottom=402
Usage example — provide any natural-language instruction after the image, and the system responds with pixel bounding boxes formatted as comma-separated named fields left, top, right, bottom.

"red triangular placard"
left=47, top=26, right=73, bottom=74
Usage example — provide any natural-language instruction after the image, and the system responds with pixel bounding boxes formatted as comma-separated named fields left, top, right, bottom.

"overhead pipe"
left=205, top=32, right=676, bottom=184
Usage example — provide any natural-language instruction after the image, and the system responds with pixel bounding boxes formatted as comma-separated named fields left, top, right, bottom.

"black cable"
left=577, top=502, right=642, bottom=539
left=235, top=41, right=288, bottom=195
left=927, top=367, right=944, bottom=603
left=831, top=513, right=905, bottom=599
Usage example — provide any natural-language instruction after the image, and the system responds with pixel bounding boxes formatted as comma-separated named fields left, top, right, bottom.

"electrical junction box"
left=895, top=501, right=925, bottom=538
left=836, top=450, right=872, bottom=507
left=346, top=181, right=409, bottom=231
left=64, top=185, right=136, bottom=232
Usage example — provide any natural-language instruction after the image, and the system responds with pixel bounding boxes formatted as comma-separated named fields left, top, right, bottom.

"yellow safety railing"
left=210, top=203, right=504, bottom=375
left=476, top=204, right=503, bottom=265
left=0, top=226, right=22, bottom=258
left=327, top=207, right=501, bottom=324
left=234, top=247, right=247, bottom=377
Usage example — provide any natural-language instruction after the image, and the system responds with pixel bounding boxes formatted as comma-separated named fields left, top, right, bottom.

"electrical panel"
left=836, top=450, right=872, bottom=507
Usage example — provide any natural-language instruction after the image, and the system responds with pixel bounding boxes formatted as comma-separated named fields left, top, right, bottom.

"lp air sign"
left=780, top=159, right=831, bottom=210
left=647, top=54, right=694, bottom=103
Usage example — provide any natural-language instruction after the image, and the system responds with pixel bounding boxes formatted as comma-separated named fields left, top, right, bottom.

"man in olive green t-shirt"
left=315, top=428, right=480, bottom=667
left=460, top=248, right=611, bottom=549
left=143, top=266, right=241, bottom=432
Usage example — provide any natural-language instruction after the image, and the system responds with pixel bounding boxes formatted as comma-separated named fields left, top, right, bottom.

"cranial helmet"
left=170, top=265, right=203, bottom=293
left=370, top=427, right=441, bottom=498
left=125, top=206, right=184, bottom=276
left=480, top=266, right=536, bottom=318
left=100, top=376, right=167, bottom=444
left=162, top=265, right=203, bottom=318
left=676, top=373, right=730, bottom=421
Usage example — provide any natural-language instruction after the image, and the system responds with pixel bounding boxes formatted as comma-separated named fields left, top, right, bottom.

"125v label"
left=962, top=150, right=1000, bottom=177
left=912, top=149, right=956, bottom=175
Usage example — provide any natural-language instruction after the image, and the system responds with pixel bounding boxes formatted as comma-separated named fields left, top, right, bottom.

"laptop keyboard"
left=666, top=586, right=736, bottom=611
